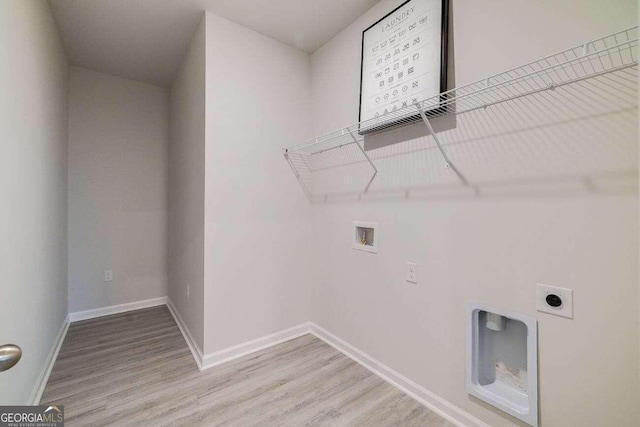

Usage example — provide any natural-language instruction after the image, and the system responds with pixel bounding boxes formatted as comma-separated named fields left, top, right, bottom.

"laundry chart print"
left=359, top=0, right=447, bottom=131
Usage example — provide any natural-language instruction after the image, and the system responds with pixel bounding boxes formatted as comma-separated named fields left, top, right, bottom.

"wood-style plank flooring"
left=42, top=306, right=453, bottom=426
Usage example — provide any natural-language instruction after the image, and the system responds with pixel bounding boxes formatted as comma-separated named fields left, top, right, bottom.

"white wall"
left=203, top=12, right=314, bottom=354
left=168, top=15, right=206, bottom=352
left=310, top=0, right=639, bottom=426
left=67, top=67, right=168, bottom=313
left=0, top=0, right=68, bottom=404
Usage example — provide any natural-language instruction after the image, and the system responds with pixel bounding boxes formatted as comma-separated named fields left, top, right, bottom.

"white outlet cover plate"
left=536, top=283, right=573, bottom=319
left=104, top=270, right=113, bottom=282
left=406, top=262, right=418, bottom=284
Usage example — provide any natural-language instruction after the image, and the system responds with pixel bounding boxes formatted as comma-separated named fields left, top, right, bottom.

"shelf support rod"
left=415, top=104, right=471, bottom=188
left=347, top=129, right=378, bottom=193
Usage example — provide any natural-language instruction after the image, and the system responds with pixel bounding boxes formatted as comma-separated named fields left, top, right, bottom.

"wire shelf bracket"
left=415, top=102, right=471, bottom=189
left=347, top=128, right=378, bottom=193
left=283, top=149, right=312, bottom=200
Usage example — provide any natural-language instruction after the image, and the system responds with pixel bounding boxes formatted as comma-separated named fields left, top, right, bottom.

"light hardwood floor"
left=42, top=306, right=454, bottom=426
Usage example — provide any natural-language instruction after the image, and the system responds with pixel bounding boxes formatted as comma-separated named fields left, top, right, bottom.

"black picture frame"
left=358, top=0, right=449, bottom=135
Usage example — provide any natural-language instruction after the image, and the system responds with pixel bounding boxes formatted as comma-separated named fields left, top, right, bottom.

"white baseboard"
left=68, top=297, right=167, bottom=322
left=28, top=314, right=70, bottom=405
left=166, top=298, right=204, bottom=370
left=165, top=299, right=311, bottom=371
left=309, top=323, right=489, bottom=427
left=200, top=322, right=312, bottom=370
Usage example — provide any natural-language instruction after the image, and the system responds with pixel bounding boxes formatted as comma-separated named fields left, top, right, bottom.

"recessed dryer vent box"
left=352, top=221, right=377, bottom=253
left=466, top=304, right=538, bottom=426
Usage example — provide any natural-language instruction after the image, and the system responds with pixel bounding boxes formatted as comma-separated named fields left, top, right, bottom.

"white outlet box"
left=187, top=284, right=190, bottom=299
left=406, top=262, right=418, bottom=284
left=353, top=221, right=377, bottom=253
left=104, top=270, right=113, bottom=282
left=536, top=283, right=573, bottom=319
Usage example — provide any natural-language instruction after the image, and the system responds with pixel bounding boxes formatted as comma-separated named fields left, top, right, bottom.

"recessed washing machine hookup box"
left=466, top=304, right=538, bottom=426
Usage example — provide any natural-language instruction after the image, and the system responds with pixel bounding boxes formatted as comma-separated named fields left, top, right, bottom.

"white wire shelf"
left=284, top=27, right=638, bottom=202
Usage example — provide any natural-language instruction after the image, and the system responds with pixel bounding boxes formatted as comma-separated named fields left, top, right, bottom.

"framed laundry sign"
left=358, top=0, right=449, bottom=134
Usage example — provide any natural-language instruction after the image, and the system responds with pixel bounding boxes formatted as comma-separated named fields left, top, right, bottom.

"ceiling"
left=48, top=0, right=380, bottom=87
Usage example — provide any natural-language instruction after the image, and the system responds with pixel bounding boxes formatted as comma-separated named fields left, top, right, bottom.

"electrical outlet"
left=536, top=283, right=573, bottom=319
left=186, top=284, right=190, bottom=299
left=406, top=262, right=418, bottom=284
left=104, top=270, right=113, bottom=282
